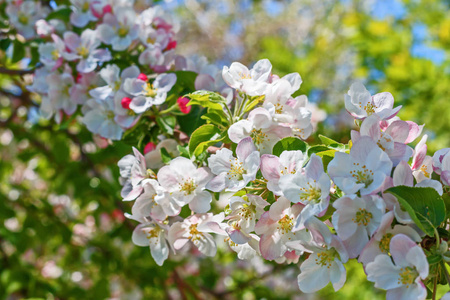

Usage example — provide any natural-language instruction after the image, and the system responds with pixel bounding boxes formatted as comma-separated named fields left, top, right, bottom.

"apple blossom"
left=222, top=59, right=272, bottom=96
left=97, top=9, right=139, bottom=51
left=132, top=220, right=170, bottom=266
left=366, top=234, right=429, bottom=300
left=206, top=137, right=260, bottom=192
left=328, top=136, right=392, bottom=195
left=345, top=82, right=401, bottom=120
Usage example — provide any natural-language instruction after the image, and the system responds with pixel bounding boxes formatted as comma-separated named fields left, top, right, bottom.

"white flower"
left=81, top=98, right=124, bottom=140
left=63, top=29, right=112, bottom=73
left=228, top=107, right=291, bottom=154
left=366, top=234, right=429, bottom=300
left=156, top=157, right=214, bottom=214
left=328, top=137, right=392, bottom=195
left=132, top=220, right=170, bottom=266
left=225, top=194, right=269, bottom=244
left=332, top=195, right=385, bottom=258
left=123, top=73, right=177, bottom=113
left=345, top=82, right=401, bottom=120
left=206, top=137, right=260, bottom=192
left=97, top=9, right=139, bottom=51
left=222, top=59, right=272, bottom=96
left=168, top=213, right=226, bottom=257
left=280, top=154, right=331, bottom=230
left=70, top=0, right=98, bottom=27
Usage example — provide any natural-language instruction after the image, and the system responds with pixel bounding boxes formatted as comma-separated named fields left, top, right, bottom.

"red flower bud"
left=177, top=97, right=191, bottom=114
left=121, top=97, right=132, bottom=109
left=144, top=142, right=157, bottom=154
left=137, top=73, right=148, bottom=81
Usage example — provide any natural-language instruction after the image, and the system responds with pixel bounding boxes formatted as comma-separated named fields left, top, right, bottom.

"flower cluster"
left=118, top=59, right=450, bottom=299
left=7, top=1, right=450, bottom=299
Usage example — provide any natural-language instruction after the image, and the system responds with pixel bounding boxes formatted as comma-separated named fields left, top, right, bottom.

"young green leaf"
left=272, top=137, right=308, bottom=156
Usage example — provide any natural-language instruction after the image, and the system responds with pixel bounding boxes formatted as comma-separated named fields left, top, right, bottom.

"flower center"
left=144, top=83, right=158, bottom=97
left=227, top=159, right=244, bottom=180
left=379, top=233, right=393, bottom=253
left=277, top=214, right=293, bottom=234
left=350, top=163, right=374, bottom=187
left=315, top=249, right=336, bottom=268
left=189, top=224, right=202, bottom=241
left=51, top=49, right=60, bottom=60
left=117, top=26, right=129, bottom=37
left=179, top=178, right=197, bottom=196
left=274, top=103, right=284, bottom=114
left=82, top=2, right=90, bottom=12
left=237, top=203, right=256, bottom=220
left=77, top=46, right=89, bottom=58
left=398, top=267, right=418, bottom=288
left=353, top=208, right=373, bottom=226
left=299, top=182, right=322, bottom=204
left=250, top=128, right=268, bottom=146
left=358, top=101, right=376, bottom=115
left=420, top=165, right=430, bottom=177
left=18, top=13, right=29, bottom=25
left=145, top=226, right=161, bottom=240
left=238, top=72, right=251, bottom=79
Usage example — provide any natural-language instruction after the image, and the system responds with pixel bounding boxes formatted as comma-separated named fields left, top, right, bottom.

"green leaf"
left=156, top=115, right=176, bottom=135
left=318, top=134, right=347, bottom=150
left=188, top=124, right=221, bottom=156
left=272, top=137, right=308, bottom=156
left=201, top=111, right=227, bottom=126
left=244, top=95, right=265, bottom=113
left=177, top=145, right=190, bottom=158
left=46, top=7, right=72, bottom=22
left=186, top=90, right=227, bottom=110
left=385, top=186, right=446, bottom=236
left=174, top=71, right=197, bottom=91
left=11, top=40, right=25, bottom=63
left=160, top=147, right=172, bottom=164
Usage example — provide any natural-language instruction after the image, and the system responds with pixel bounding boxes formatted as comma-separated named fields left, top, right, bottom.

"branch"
left=0, top=65, right=41, bottom=76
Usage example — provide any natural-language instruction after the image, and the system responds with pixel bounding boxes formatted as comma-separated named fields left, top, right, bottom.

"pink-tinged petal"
left=345, top=82, right=371, bottom=119
left=442, top=171, right=450, bottom=186
left=393, top=161, right=414, bottom=187
left=372, top=92, right=394, bottom=110
left=260, top=154, right=280, bottom=181
left=412, top=137, right=428, bottom=169
left=236, top=137, right=257, bottom=161
left=157, top=166, right=181, bottom=189
left=350, top=137, right=381, bottom=163
left=195, top=74, right=215, bottom=91
left=366, top=254, right=402, bottom=290
left=227, top=228, right=251, bottom=244
left=377, top=106, right=402, bottom=120
left=259, top=232, right=284, bottom=260
left=282, top=72, right=302, bottom=93
left=228, top=120, right=253, bottom=143
left=342, top=226, right=369, bottom=258
left=249, top=107, right=272, bottom=129
left=404, top=122, right=424, bottom=144
left=250, top=59, right=272, bottom=82
left=304, top=216, right=332, bottom=245
left=123, top=185, right=143, bottom=201
left=405, top=246, right=429, bottom=278
left=255, top=211, right=276, bottom=235
left=390, top=234, right=419, bottom=267
left=385, top=120, right=410, bottom=143
left=351, top=130, right=361, bottom=143
left=189, top=191, right=212, bottom=213
left=329, top=261, right=346, bottom=291
left=195, top=233, right=217, bottom=256
left=297, top=255, right=330, bottom=293
left=63, top=31, right=80, bottom=51
left=269, top=196, right=290, bottom=220
left=387, top=143, right=414, bottom=166
left=222, top=62, right=249, bottom=89
left=132, top=224, right=151, bottom=247
left=168, top=222, right=188, bottom=251
left=359, top=236, right=383, bottom=267
left=305, top=154, right=324, bottom=181
left=416, top=179, right=443, bottom=195
left=360, top=115, right=382, bottom=141
left=386, top=284, right=426, bottom=300
left=150, top=231, right=169, bottom=266
left=205, top=173, right=227, bottom=192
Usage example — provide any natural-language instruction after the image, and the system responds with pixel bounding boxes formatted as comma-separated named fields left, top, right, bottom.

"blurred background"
left=0, top=0, right=449, bottom=299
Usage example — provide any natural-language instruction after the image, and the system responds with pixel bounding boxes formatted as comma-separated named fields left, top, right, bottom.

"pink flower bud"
left=121, top=97, right=132, bottom=109
left=166, top=39, right=177, bottom=50
left=137, top=73, right=148, bottom=81
left=144, top=142, right=156, bottom=154
left=177, top=97, right=191, bottom=114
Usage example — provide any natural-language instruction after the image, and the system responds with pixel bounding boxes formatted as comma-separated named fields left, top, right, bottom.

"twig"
left=0, top=65, right=41, bottom=76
